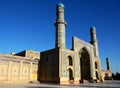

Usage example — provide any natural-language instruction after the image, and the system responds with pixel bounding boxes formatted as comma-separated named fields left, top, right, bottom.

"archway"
left=80, top=48, right=91, bottom=80
left=68, top=68, right=73, bottom=80
left=96, top=71, right=99, bottom=79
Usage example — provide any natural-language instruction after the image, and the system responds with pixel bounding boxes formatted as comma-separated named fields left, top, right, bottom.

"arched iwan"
left=79, top=47, right=91, bottom=80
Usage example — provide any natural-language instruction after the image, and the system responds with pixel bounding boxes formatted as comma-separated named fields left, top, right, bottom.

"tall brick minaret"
left=54, top=3, right=67, bottom=48
left=90, top=27, right=103, bottom=81
left=106, top=57, right=111, bottom=71
left=90, top=27, right=99, bottom=57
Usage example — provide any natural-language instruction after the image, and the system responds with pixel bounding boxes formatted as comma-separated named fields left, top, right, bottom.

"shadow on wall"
left=37, top=60, right=40, bottom=82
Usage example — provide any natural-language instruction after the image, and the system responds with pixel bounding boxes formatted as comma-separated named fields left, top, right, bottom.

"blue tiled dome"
left=91, top=26, right=96, bottom=30
left=90, top=26, right=96, bottom=32
left=57, top=3, right=64, bottom=7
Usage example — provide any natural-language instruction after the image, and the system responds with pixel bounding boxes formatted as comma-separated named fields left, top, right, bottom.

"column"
left=19, top=61, right=23, bottom=80
left=7, top=60, right=12, bottom=81
left=29, top=62, right=32, bottom=81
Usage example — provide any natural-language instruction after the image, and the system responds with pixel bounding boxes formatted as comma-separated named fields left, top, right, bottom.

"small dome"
left=91, top=26, right=96, bottom=30
left=57, top=3, right=64, bottom=8
left=90, top=26, right=96, bottom=32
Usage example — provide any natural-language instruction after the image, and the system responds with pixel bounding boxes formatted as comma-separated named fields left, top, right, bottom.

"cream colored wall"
left=0, top=54, right=38, bottom=83
left=102, top=70, right=112, bottom=80
left=26, top=50, right=40, bottom=60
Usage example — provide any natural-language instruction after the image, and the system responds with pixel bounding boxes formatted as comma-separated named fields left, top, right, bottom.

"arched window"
left=95, top=62, right=98, bottom=69
left=68, top=56, right=73, bottom=66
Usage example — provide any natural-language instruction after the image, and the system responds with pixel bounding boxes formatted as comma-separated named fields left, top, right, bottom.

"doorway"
left=68, top=68, right=73, bottom=80
left=80, top=48, right=91, bottom=80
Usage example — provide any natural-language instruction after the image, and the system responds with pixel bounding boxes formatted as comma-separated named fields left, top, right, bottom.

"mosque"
left=0, top=3, right=112, bottom=84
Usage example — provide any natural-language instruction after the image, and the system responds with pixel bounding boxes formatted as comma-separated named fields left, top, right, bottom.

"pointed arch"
left=79, top=47, right=91, bottom=80
left=79, top=47, right=91, bottom=57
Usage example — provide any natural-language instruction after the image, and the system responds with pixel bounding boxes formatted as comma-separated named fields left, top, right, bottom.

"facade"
left=0, top=3, right=111, bottom=84
left=39, top=3, right=103, bottom=84
left=0, top=50, right=40, bottom=83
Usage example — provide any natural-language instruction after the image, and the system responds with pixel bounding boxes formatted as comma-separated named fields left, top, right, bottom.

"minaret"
left=90, top=27, right=99, bottom=57
left=106, top=57, right=111, bottom=71
left=54, top=3, right=67, bottom=48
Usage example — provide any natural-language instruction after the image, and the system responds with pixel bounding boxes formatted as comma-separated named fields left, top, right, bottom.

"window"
left=68, top=56, right=73, bottom=66
left=95, top=62, right=98, bottom=69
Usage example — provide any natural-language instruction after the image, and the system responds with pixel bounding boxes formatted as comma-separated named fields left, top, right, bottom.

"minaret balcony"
left=55, top=19, right=67, bottom=26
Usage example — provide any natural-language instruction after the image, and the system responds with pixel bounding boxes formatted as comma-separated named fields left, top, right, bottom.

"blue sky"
left=0, top=0, right=120, bottom=73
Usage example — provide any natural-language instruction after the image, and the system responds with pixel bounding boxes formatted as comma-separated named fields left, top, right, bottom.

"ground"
left=0, top=80, right=120, bottom=88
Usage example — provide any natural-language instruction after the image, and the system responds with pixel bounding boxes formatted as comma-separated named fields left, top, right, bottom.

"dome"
left=90, top=26, right=96, bottom=32
left=57, top=3, right=64, bottom=8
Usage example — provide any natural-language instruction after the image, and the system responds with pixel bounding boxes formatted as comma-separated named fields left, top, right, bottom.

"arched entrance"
left=96, top=71, right=99, bottom=79
left=80, top=48, right=91, bottom=80
left=68, top=68, right=73, bottom=80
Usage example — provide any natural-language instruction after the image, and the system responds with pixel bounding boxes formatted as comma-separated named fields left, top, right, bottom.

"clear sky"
left=0, top=0, right=120, bottom=73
